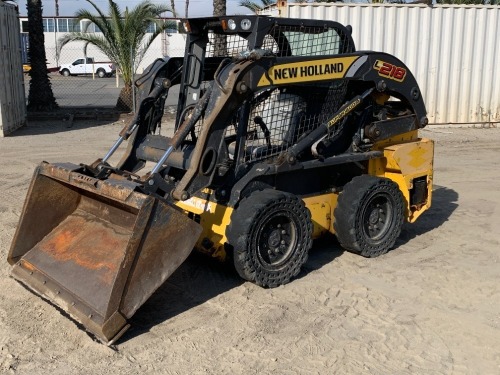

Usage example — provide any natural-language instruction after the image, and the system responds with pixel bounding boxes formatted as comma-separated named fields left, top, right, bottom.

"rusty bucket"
left=8, top=162, right=202, bottom=344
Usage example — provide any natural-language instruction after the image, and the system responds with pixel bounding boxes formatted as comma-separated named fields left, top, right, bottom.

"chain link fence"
left=23, top=29, right=187, bottom=110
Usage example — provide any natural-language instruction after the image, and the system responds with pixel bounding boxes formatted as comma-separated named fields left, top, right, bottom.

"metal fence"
left=22, top=28, right=187, bottom=110
left=31, top=44, right=126, bottom=109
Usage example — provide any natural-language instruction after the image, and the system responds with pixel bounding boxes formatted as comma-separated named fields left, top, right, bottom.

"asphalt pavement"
left=25, top=73, right=180, bottom=108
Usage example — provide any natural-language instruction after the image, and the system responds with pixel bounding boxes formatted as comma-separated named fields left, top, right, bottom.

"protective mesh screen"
left=206, top=24, right=352, bottom=58
left=263, top=25, right=351, bottom=57
left=206, top=34, right=248, bottom=57
left=237, top=81, right=348, bottom=162
left=196, top=23, right=352, bottom=161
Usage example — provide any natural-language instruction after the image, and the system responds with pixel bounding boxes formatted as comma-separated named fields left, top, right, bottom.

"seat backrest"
left=259, top=91, right=306, bottom=146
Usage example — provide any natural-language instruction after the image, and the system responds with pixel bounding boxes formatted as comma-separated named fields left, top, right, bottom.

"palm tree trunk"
left=213, top=0, right=227, bottom=56
left=213, top=0, right=226, bottom=16
left=26, top=0, right=58, bottom=111
left=116, top=84, right=133, bottom=112
left=170, top=0, right=177, bottom=17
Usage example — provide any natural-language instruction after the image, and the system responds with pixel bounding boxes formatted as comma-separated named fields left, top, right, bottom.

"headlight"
left=240, top=19, right=252, bottom=31
left=227, top=19, right=237, bottom=31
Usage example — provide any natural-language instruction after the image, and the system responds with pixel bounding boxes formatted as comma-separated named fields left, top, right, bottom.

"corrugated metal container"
left=0, top=2, right=27, bottom=136
left=272, top=3, right=500, bottom=125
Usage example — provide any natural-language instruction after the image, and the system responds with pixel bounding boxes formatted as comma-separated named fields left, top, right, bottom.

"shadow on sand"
left=397, top=185, right=459, bottom=246
left=8, top=109, right=125, bottom=137
left=120, top=252, right=244, bottom=343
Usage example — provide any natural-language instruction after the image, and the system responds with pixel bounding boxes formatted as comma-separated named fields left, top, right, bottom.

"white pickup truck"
left=59, top=57, right=115, bottom=78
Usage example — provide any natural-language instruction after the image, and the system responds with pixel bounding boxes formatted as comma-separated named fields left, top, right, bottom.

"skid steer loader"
left=8, top=16, right=434, bottom=344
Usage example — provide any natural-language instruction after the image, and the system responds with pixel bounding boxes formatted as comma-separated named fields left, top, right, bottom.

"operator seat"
left=228, top=90, right=306, bottom=160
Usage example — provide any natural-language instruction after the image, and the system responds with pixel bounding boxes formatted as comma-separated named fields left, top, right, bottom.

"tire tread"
left=334, top=175, right=405, bottom=257
left=227, top=189, right=313, bottom=288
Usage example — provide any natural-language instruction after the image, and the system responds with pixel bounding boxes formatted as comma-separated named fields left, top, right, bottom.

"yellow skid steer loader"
left=8, top=16, right=434, bottom=344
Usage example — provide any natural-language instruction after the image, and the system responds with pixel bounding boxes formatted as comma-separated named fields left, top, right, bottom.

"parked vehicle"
left=59, top=57, right=115, bottom=78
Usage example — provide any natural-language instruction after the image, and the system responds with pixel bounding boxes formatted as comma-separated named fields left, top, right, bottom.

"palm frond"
left=239, top=0, right=265, bottom=13
left=59, top=0, right=173, bottom=86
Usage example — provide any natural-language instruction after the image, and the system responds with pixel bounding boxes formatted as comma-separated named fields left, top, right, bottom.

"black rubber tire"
left=61, top=69, right=70, bottom=77
left=333, top=175, right=405, bottom=258
left=97, top=69, right=106, bottom=78
left=227, top=189, right=313, bottom=288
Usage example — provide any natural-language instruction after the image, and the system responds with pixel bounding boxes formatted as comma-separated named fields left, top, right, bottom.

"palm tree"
left=239, top=0, right=275, bottom=13
left=58, top=0, right=174, bottom=111
left=26, top=0, right=58, bottom=111
left=213, top=0, right=227, bottom=56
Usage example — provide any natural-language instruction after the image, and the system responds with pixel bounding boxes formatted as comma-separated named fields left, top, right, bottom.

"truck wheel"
left=227, top=189, right=312, bottom=288
left=61, top=69, right=70, bottom=77
left=334, top=175, right=405, bottom=257
left=97, top=69, right=106, bottom=78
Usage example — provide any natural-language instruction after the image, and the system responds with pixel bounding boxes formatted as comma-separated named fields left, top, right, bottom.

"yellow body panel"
left=175, top=195, right=233, bottom=261
left=369, top=134, right=434, bottom=223
left=302, top=193, right=339, bottom=237
left=175, top=192, right=343, bottom=260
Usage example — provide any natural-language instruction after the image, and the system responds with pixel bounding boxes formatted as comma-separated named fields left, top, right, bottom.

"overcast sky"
left=16, top=0, right=251, bottom=18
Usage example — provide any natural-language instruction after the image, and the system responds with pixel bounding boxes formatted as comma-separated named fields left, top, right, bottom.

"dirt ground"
left=0, top=119, right=499, bottom=375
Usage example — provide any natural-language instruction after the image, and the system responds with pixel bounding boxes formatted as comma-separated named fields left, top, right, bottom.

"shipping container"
left=266, top=3, right=500, bottom=125
left=0, top=2, right=26, bottom=136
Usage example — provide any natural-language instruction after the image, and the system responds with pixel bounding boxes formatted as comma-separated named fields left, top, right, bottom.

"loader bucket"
left=8, top=162, right=202, bottom=344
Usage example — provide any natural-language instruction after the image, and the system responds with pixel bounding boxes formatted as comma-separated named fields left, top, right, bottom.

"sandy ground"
left=0, top=120, right=499, bottom=374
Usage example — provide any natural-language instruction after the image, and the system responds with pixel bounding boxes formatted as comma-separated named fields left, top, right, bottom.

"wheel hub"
left=368, top=209, right=380, bottom=224
left=268, top=230, right=282, bottom=248
left=257, top=216, right=296, bottom=268
left=364, top=197, right=392, bottom=241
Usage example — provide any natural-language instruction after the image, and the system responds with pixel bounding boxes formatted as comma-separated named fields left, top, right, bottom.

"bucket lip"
left=10, top=261, right=127, bottom=344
